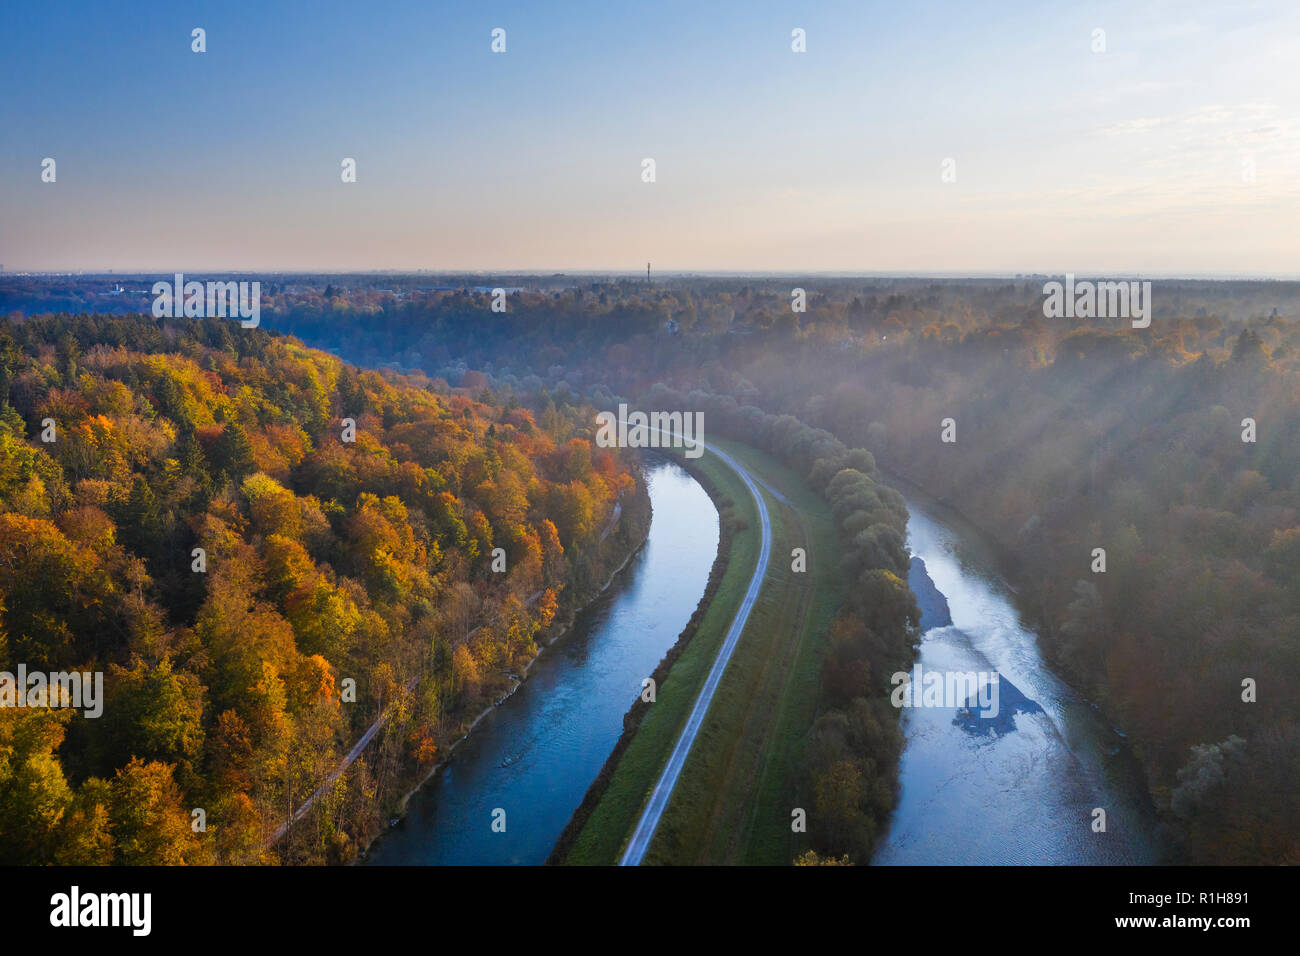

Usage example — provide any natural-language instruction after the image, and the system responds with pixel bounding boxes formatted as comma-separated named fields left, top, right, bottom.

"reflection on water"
left=365, top=460, right=719, bottom=865
left=875, top=490, right=1158, bottom=865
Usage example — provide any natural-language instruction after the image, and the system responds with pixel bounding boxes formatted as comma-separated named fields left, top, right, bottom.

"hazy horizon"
left=8, top=268, right=1300, bottom=282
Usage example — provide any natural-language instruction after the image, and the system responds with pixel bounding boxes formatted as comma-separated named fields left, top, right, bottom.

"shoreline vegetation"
left=264, top=379, right=655, bottom=865
left=354, top=467, right=653, bottom=863
left=554, top=407, right=919, bottom=865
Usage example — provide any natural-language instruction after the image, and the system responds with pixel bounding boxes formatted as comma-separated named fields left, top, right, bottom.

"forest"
left=3, top=272, right=1298, bottom=865
left=0, top=310, right=640, bottom=864
left=193, top=272, right=1299, bottom=866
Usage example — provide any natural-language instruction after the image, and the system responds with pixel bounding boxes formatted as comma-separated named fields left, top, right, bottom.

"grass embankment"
left=557, top=439, right=840, bottom=865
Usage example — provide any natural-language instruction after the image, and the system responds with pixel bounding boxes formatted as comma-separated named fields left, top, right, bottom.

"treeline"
left=641, top=385, right=919, bottom=862
left=0, top=312, right=639, bottom=864
left=257, top=275, right=1300, bottom=387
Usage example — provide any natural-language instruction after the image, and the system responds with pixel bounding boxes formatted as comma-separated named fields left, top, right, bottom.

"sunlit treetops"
left=0, top=312, right=635, bottom=864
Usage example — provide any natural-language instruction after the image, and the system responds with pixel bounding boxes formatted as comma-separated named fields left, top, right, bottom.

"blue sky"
left=2, top=0, right=1298, bottom=274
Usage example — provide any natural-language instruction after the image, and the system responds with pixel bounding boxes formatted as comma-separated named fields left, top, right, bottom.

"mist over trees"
left=5, top=272, right=1299, bottom=864
left=195, top=273, right=1300, bottom=865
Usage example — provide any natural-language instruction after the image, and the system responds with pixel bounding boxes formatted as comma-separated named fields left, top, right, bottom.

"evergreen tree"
left=211, top=423, right=256, bottom=484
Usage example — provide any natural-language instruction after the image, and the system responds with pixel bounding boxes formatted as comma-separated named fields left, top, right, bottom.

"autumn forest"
left=2, top=271, right=1298, bottom=867
left=0, top=310, right=640, bottom=864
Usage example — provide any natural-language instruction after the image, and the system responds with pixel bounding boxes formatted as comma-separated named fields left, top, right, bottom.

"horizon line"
left=5, top=269, right=1300, bottom=283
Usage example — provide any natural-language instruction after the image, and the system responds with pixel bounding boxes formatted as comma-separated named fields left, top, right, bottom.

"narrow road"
left=269, top=589, right=548, bottom=849
left=620, top=441, right=772, bottom=865
left=268, top=675, right=418, bottom=847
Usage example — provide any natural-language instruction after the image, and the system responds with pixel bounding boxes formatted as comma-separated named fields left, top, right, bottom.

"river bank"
left=316, top=470, right=653, bottom=864
left=881, top=462, right=1163, bottom=820
left=362, top=459, right=718, bottom=865
left=547, top=451, right=736, bottom=863
left=875, top=478, right=1161, bottom=864
left=367, top=480, right=653, bottom=853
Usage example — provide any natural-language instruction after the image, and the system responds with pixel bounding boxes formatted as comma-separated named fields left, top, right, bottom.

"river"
left=874, top=484, right=1160, bottom=864
left=364, top=455, right=1158, bottom=865
left=364, top=458, right=719, bottom=865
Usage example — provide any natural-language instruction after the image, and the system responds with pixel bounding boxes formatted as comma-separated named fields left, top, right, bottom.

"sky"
left=2, top=0, right=1299, bottom=275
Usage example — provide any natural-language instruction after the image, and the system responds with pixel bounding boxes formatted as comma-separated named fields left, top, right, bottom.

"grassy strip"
left=642, top=438, right=841, bottom=864
left=551, top=450, right=760, bottom=864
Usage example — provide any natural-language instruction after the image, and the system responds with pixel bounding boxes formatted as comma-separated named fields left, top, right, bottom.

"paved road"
left=620, top=441, right=773, bottom=865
